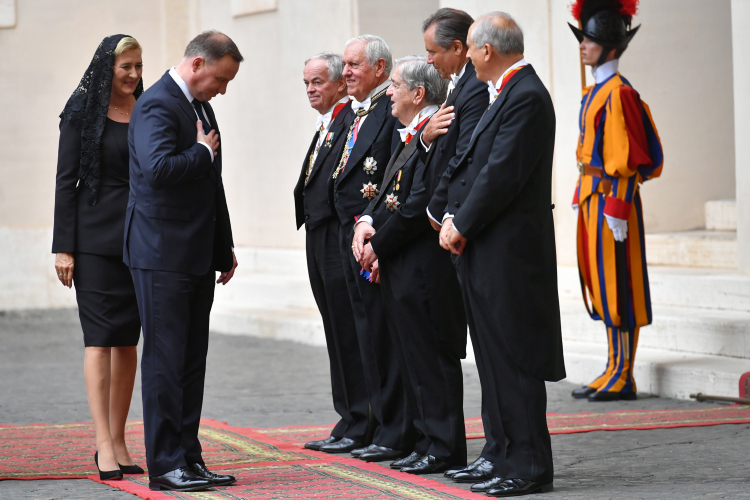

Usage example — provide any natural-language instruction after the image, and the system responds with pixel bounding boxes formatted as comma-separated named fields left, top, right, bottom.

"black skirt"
left=73, top=252, right=141, bottom=347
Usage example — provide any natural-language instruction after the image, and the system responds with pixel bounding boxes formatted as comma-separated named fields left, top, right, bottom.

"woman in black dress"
left=53, top=34, right=145, bottom=480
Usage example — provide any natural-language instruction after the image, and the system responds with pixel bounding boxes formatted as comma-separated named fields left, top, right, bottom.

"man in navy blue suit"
left=125, top=31, right=242, bottom=492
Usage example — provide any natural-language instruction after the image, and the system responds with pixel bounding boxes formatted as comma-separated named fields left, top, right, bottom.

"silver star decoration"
left=385, top=193, right=400, bottom=212
left=363, top=157, right=378, bottom=175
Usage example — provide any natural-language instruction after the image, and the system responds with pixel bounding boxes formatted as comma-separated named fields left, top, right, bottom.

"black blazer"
left=293, top=104, right=354, bottom=230
left=124, top=71, right=234, bottom=275
left=447, top=65, right=565, bottom=382
left=332, top=89, right=399, bottom=227
left=424, top=61, right=488, bottom=219
left=52, top=119, right=132, bottom=257
left=364, top=132, right=430, bottom=260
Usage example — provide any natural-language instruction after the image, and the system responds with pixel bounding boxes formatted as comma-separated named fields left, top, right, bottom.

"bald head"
left=469, top=12, right=524, bottom=56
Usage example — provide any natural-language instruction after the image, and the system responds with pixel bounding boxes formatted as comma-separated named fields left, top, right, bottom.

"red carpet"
left=3, top=405, right=750, bottom=498
left=257, top=404, right=750, bottom=445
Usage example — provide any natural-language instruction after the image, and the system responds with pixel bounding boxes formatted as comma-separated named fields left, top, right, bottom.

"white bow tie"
left=450, top=73, right=461, bottom=87
left=350, top=97, right=372, bottom=114
left=397, top=125, right=416, bottom=143
left=487, top=80, right=500, bottom=101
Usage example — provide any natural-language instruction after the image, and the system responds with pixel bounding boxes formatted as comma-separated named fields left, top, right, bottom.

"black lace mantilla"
left=59, top=34, right=144, bottom=205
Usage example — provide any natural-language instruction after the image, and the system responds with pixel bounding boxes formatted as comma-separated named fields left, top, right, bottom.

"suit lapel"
left=339, top=98, right=387, bottom=182
left=307, top=121, right=345, bottom=184
left=446, top=60, right=476, bottom=107
left=299, top=132, right=320, bottom=184
left=373, top=139, right=417, bottom=205
left=467, top=65, right=534, bottom=147
left=162, top=72, right=201, bottom=126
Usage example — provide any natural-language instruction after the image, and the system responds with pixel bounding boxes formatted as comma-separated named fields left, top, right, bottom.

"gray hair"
left=422, top=8, right=474, bottom=50
left=184, top=30, right=244, bottom=64
left=345, top=34, right=393, bottom=76
left=471, top=12, right=524, bottom=55
left=305, top=52, right=344, bottom=81
left=394, top=55, right=448, bottom=106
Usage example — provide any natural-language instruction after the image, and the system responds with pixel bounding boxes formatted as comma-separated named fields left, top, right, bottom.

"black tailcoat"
left=333, top=88, right=416, bottom=450
left=294, top=104, right=354, bottom=230
left=422, top=61, right=488, bottom=220
left=362, top=129, right=467, bottom=462
left=446, top=65, right=563, bottom=482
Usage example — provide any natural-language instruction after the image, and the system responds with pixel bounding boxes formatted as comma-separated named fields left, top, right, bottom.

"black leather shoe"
left=470, top=476, right=504, bottom=493
left=118, top=463, right=145, bottom=475
left=446, top=456, right=483, bottom=478
left=401, top=455, right=455, bottom=475
left=319, top=437, right=364, bottom=454
left=94, top=452, right=123, bottom=481
left=359, top=446, right=407, bottom=462
left=391, top=452, right=423, bottom=470
left=571, top=386, right=597, bottom=398
left=453, top=458, right=494, bottom=483
left=352, top=444, right=377, bottom=457
left=305, top=436, right=338, bottom=451
left=149, top=467, right=211, bottom=492
left=188, top=463, right=236, bottom=485
left=588, top=391, right=637, bottom=402
left=486, top=478, right=553, bottom=496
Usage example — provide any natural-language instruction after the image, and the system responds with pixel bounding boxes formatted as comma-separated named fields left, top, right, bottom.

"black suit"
left=125, top=71, right=234, bottom=477
left=292, top=103, right=370, bottom=443
left=420, top=61, right=499, bottom=463
left=362, top=127, right=467, bottom=464
left=442, top=65, right=565, bottom=483
left=332, top=86, right=415, bottom=451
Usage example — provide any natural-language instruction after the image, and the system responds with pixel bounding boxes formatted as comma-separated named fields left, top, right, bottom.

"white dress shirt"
left=169, top=67, right=214, bottom=162
left=312, top=95, right=350, bottom=165
left=350, top=79, right=391, bottom=130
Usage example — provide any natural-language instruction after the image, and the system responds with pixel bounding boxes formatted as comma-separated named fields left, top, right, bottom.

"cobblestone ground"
left=0, top=309, right=748, bottom=499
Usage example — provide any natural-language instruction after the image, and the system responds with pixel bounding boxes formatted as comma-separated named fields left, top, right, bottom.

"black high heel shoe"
left=94, top=452, right=123, bottom=481
left=119, top=463, right=145, bottom=475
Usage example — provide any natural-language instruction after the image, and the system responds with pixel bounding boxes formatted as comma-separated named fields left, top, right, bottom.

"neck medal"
left=361, top=181, right=378, bottom=200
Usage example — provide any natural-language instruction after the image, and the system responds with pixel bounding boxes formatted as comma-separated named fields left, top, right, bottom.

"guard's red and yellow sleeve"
left=602, top=86, right=656, bottom=220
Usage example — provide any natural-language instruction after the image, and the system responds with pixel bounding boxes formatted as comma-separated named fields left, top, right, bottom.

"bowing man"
left=294, top=53, right=370, bottom=452
left=419, top=8, right=498, bottom=484
left=437, top=13, right=565, bottom=497
left=352, top=55, right=468, bottom=476
left=324, top=35, right=416, bottom=462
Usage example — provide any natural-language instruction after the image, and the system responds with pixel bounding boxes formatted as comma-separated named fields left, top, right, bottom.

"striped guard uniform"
left=572, top=64, right=664, bottom=394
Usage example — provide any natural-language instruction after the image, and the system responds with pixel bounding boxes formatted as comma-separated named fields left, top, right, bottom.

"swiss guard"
left=568, top=0, right=664, bottom=402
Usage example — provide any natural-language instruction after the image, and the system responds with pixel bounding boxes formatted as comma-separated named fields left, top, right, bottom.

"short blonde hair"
left=115, top=36, right=142, bottom=56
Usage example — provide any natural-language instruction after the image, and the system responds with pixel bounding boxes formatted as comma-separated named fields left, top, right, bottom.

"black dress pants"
left=455, top=251, right=553, bottom=483
left=380, top=237, right=467, bottom=464
left=130, top=267, right=215, bottom=477
left=306, top=219, right=370, bottom=442
left=453, top=252, right=497, bottom=462
left=338, top=220, right=415, bottom=451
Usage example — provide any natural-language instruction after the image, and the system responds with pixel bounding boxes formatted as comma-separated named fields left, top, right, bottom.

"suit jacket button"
left=454, top=202, right=460, bottom=208
left=461, top=180, right=466, bottom=186
left=467, top=157, right=473, bottom=164
left=305, top=215, right=310, bottom=220
left=212, top=215, right=217, bottom=221
left=440, top=146, right=444, bottom=153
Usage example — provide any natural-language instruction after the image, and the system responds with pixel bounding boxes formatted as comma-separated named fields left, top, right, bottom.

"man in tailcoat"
left=437, top=14, right=565, bottom=497
left=320, top=35, right=416, bottom=462
left=125, top=31, right=241, bottom=492
left=293, top=53, right=370, bottom=451
left=418, top=8, right=499, bottom=484
left=352, top=55, right=467, bottom=475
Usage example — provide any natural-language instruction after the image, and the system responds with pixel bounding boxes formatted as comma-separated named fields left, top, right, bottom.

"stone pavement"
left=0, top=309, right=748, bottom=499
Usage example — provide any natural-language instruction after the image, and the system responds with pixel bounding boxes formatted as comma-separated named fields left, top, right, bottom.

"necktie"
left=192, top=100, right=210, bottom=134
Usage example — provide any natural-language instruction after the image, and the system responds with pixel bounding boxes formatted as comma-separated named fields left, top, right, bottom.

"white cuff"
left=420, top=135, right=431, bottom=152
left=452, top=223, right=461, bottom=236
left=426, top=208, right=441, bottom=226
left=442, top=213, right=454, bottom=223
left=355, top=215, right=374, bottom=227
left=199, top=141, right=214, bottom=162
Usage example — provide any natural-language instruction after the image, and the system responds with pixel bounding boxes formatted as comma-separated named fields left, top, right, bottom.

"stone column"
left=732, top=0, right=750, bottom=273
